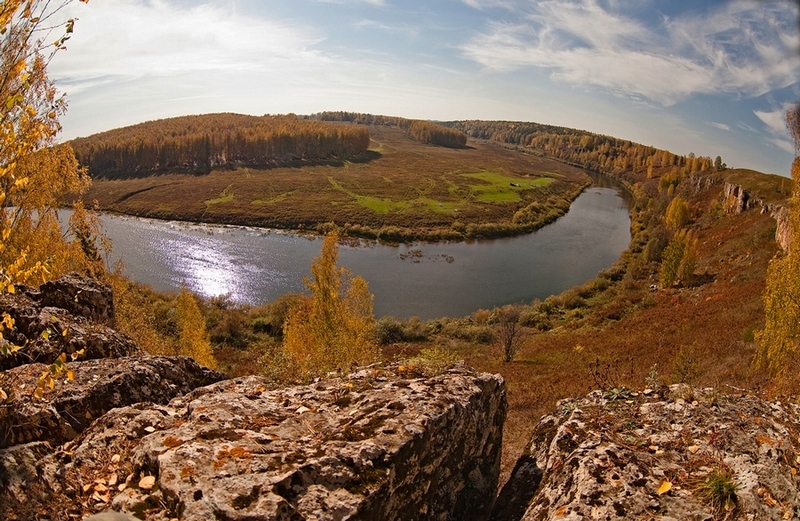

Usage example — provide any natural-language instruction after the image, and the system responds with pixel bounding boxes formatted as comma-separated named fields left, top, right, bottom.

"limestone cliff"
left=722, top=181, right=791, bottom=251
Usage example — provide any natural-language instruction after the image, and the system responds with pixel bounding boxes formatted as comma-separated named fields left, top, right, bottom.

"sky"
left=50, top=0, right=800, bottom=176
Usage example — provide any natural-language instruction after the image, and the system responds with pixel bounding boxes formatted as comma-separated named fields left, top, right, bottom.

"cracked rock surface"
left=495, top=384, right=800, bottom=521
left=2, top=365, right=506, bottom=521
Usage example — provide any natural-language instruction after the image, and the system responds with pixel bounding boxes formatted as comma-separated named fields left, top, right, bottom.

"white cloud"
left=711, top=122, right=731, bottom=131
left=755, top=104, right=795, bottom=154
left=52, top=0, right=328, bottom=84
left=353, top=18, right=418, bottom=38
left=754, top=106, right=790, bottom=136
left=460, top=0, right=517, bottom=10
left=460, top=0, right=800, bottom=106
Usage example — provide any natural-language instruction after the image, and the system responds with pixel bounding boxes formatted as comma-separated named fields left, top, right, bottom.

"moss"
left=344, top=465, right=386, bottom=496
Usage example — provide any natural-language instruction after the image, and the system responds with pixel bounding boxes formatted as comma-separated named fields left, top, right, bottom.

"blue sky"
left=51, top=0, right=800, bottom=176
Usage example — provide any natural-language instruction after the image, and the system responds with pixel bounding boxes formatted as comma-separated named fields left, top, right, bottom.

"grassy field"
left=81, top=125, right=589, bottom=241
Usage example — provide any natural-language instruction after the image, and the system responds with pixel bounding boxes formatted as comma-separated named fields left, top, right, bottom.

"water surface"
left=87, top=180, right=630, bottom=319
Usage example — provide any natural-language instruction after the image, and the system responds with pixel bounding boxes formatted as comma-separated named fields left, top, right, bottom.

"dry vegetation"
left=66, top=115, right=796, bottom=483
left=161, top=162, right=785, bottom=483
left=78, top=125, right=590, bottom=242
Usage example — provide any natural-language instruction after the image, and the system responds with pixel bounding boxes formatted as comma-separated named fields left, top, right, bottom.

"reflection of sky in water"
left=80, top=183, right=630, bottom=319
left=167, top=239, right=239, bottom=299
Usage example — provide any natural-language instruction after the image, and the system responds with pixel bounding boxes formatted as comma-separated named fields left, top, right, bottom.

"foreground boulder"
left=0, top=364, right=506, bottom=521
left=0, top=355, right=224, bottom=448
left=0, top=273, right=139, bottom=370
left=494, top=385, right=800, bottom=521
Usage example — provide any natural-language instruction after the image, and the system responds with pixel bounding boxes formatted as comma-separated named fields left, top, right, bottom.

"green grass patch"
left=416, top=197, right=460, bottom=214
left=356, top=196, right=395, bottom=214
left=462, top=171, right=552, bottom=203
left=85, top=125, right=590, bottom=241
left=205, top=185, right=235, bottom=205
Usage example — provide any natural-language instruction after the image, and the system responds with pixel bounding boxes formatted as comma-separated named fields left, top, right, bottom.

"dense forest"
left=70, top=113, right=371, bottom=179
left=444, top=120, right=719, bottom=187
left=408, top=120, right=467, bottom=148
left=311, top=111, right=467, bottom=148
left=310, top=112, right=722, bottom=185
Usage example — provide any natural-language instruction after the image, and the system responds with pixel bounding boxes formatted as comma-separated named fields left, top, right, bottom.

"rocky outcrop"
left=1, top=365, right=506, bottom=521
left=688, top=175, right=717, bottom=195
left=723, top=182, right=754, bottom=214
left=38, top=272, right=117, bottom=326
left=723, top=182, right=791, bottom=251
left=0, top=274, right=139, bottom=370
left=2, top=273, right=508, bottom=520
left=495, top=385, right=800, bottom=521
left=0, top=355, right=223, bottom=448
left=771, top=204, right=791, bottom=251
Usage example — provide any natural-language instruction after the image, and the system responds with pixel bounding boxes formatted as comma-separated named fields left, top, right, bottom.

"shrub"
left=492, top=305, right=523, bottom=362
left=561, top=290, right=586, bottom=310
left=175, top=287, right=217, bottom=369
left=519, top=309, right=550, bottom=330
left=375, top=316, right=429, bottom=345
left=405, top=347, right=460, bottom=376
left=672, top=344, right=700, bottom=384
left=251, top=293, right=305, bottom=338
left=375, top=317, right=405, bottom=345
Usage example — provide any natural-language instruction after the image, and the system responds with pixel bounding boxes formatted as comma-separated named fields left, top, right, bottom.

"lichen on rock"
left=495, top=385, right=800, bottom=521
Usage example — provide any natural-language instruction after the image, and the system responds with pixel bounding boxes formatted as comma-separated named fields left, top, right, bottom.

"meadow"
left=81, top=126, right=589, bottom=241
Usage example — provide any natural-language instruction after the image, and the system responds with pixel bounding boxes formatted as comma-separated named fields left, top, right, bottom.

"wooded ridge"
left=69, top=113, right=371, bottom=179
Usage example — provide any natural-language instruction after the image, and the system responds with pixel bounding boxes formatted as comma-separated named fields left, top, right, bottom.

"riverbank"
left=77, top=126, right=592, bottom=243
left=64, top=180, right=631, bottom=320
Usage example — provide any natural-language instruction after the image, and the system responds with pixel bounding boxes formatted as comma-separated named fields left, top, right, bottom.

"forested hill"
left=444, top=120, right=721, bottom=188
left=69, top=113, right=371, bottom=179
left=311, top=111, right=467, bottom=148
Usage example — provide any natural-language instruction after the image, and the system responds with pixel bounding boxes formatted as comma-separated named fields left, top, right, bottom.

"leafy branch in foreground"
left=1, top=0, right=91, bottom=401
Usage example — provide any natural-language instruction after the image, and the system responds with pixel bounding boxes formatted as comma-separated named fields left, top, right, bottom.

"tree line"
left=311, top=111, right=467, bottom=148
left=444, top=120, right=719, bottom=187
left=70, top=113, right=371, bottom=179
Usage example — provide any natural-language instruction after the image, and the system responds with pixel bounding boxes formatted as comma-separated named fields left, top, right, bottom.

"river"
left=79, top=176, right=631, bottom=320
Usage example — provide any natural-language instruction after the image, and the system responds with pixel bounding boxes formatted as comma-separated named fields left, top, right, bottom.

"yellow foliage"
left=0, top=1, right=96, bottom=288
left=280, top=232, right=378, bottom=379
left=756, top=142, right=800, bottom=375
left=109, top=272, right=174, bottom=356
left=665, top=196, right=690, bottom=231
left=660, top=229, right=697, bottom=288
left=0, top=0, right=91, bottom=401
left=175, top=287, right=217, bottom=369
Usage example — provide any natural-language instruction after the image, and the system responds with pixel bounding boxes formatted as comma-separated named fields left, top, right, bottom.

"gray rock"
left=0, top=274, right=140, bottom=371
left=2, top=365, right=506, bottom=521
left=0, top=355, right=225, bottom=448
left=502, top=386, right=800, bottom=521
left=39, top=272, right=116, bottom=327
